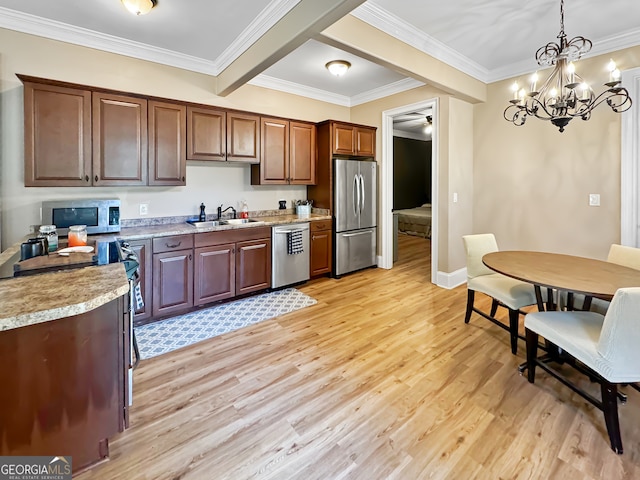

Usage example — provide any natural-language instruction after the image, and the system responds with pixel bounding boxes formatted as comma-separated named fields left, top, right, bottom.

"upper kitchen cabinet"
left=148, top=100, right=186, bottom=186
left=19, top=75, right=186, bottom=187
left=227, top=112, right=260, bottom=163
left=328, top=121, right=376, bottom=157
left=250, top=118, right=316, bottom=185
left=93, top=92, right=148, bottom=186
left=187, top=106, right=226, bottom=161
left=22, top=80, right=92, bottom=187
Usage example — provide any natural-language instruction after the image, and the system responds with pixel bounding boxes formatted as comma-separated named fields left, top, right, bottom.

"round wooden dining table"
left=483, top=251, right=640, bottom=310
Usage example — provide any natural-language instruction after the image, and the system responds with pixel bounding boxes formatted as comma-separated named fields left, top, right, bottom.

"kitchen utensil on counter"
left=57, top=246, right=95, bottom=256
left=68, top=225, right=88, bottom=246
left=20, top=237, right=49, bottom=261
left=199, top=203, right=206, bottom=222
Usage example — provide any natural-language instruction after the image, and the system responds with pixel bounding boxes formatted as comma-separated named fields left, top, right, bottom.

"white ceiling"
left=1, top=0, right=639, bottom=116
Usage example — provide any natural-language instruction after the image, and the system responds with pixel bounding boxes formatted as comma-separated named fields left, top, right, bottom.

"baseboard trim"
left=436, top=267, right=467, bottom=289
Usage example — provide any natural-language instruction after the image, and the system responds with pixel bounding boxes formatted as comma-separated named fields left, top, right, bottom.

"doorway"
left=380, top=99, right=439, bottom=284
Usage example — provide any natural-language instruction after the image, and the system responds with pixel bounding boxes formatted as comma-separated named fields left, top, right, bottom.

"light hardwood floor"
left=78, top=234, right=640, bottom=479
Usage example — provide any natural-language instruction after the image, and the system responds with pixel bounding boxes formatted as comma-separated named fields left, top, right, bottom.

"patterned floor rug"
left=136, top=288, right=317, bottom=360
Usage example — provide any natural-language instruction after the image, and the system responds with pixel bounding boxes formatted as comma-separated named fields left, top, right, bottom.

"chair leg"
left=508, top=308, right=519, bottom=354
left=465, top=289, right=475, bottom=324
left=525, top=328, right=538, bottom=383
left=490, top=299, right=499, bottom=317
left=601, top=381, right=623, bottom=454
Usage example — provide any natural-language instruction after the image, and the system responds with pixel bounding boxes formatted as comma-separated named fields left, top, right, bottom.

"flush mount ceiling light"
left=325, top=60, right=351, bottom=77
left=504, top=0, right=632, bottom=132
left=423, top=115, right=433, bottom=135
left=122, top=0, right=157, bottom=16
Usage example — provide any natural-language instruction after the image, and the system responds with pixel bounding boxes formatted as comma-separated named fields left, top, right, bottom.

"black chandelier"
left=504, top=0, right=632, bottom=132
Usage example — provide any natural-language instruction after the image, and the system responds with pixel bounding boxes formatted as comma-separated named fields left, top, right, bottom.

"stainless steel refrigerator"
left=334, top=158, right=377, bottom=276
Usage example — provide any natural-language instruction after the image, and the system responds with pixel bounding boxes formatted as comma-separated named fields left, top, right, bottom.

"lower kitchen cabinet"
left=310, top=219, right=332, bottom=277
left=194, top=243, right=235, bottom=305
left=152, top=235, right=194, bottom=318
left=236, top=238, right=271, bottom=294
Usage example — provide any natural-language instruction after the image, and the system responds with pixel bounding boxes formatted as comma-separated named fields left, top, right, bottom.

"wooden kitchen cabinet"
left=310, top=219, right=332, bottom=277
left=250, top=118, right=316, bottom=185
left=227, top=111, right=260, bottom=163
left=330, top=121, right=376, bottom=157
left=0, top=295, right=130, bottom=473
left=194, top=243, right=235, bottom=305
left=128, top=239, right=152, bottom=324
left=152, top=235, right=194, bottom=318
left=148, top=100, right=186, bottom=185
left=236, top=238, right=271, bottom=294
left=93, top=92, right=148, bottom=186
left=22, top=80, right=92, bottom=186
left=187, top=105, right=226, bottom=161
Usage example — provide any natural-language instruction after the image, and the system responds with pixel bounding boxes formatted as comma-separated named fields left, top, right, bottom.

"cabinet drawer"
left=195, top=227, right=271, bottom=247
left=153, top=234, right=193, bottom=253
left=310, top=219, right=332, bottom=231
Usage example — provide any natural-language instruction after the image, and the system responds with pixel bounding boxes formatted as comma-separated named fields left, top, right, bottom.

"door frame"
left=380, top=98, right=439, bottom=284
left=621, top=67, right=640, bottom=247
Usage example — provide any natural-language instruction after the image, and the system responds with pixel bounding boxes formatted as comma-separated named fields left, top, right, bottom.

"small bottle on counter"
left=241, top=200, right=249, bottom=219
left=199, top=203, right=206, bottom=222
left=68, top=225, right=88, bottom=247
left=38, top=224, right=58, bottom=252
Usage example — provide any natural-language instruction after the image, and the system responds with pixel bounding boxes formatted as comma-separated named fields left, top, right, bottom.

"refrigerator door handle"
left=342, top=231, right=373, bottom=238
left=359, top=174, right=365, bottom=213
left=353, top=174, right=359, bottom=216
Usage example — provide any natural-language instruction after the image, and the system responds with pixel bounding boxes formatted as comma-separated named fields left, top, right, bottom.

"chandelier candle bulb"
left=530, top=73, right=538, bottom=93
left=567, top=62, right=575, bottom=84
left=512, top=81, right=519, bottom=100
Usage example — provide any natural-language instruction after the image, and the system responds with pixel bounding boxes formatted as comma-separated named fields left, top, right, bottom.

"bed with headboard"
left=394, top=203, right=432, bottom=238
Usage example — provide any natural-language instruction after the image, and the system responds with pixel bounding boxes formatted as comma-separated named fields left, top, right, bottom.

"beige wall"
left=474, top=45, right=640, bottom=260
left=0, top=28, right=351, bottom=248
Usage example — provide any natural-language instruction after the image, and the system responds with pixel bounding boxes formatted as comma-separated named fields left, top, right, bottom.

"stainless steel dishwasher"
left=272, top=223, right=310, bottom=288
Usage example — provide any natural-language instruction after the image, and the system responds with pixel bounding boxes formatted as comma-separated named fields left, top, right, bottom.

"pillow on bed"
left=421, top=203, right=431, bottom=208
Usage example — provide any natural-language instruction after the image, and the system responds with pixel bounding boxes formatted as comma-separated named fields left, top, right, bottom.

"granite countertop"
left=116, top=213, right=331, bottom=240
left=0, top=263, right=129, bottom=331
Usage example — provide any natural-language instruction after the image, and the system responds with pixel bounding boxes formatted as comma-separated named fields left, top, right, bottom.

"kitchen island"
left=0, top=262, right=131, bottom=474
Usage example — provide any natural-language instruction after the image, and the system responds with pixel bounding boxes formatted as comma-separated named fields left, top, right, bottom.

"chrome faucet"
left=217, top=204, right=237, bottom=220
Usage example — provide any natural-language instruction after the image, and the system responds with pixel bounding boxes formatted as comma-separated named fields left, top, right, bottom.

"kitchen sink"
left=186, top=220, right=224, bottom=228
left=224, top=218, right=263, bottom=225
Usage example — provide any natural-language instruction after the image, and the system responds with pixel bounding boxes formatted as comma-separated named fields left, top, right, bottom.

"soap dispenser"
left=240, top=200, right=249, bottom=219
left=199, top=203, right=206, bottom=222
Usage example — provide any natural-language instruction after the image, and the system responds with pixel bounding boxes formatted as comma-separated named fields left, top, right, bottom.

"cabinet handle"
left=188, top=254, right=192, bottom=261
left=312, top=235, right=317, bottom=240
left=182, top=176, right=185, bottom=182
left=85, top=175, right=89, bottom=182
left=166, top=241, right=181, bottom=249
left=95, top=175, right=99, bottom=182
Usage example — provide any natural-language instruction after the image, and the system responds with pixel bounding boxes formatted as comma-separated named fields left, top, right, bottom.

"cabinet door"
left=187, top=106, right=226, bottom=161
left=152, top=249, right=193, bottom=318
left=259, top=117, right=289, bottom=184
left=194, top=244, right=235, bottom=305
left=310, top=221, right=332, bottom=277
left=128, top=239, right=152, bottom=324
left=92, top=92, right=147, bottom=186
left=355, top=127, right=375, bottom=157
left=23, top=82, right=92, bottom=186
left=227, top=112, right=260, bottom=163
left=332, top=123, right=354, bottom=155
left=289, top=121, right=316, bottom=185
left=149, top=100, right=186, bottom=186
left=236, top=238, right=271, bottom=295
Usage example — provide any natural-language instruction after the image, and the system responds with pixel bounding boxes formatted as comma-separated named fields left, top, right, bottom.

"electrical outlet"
left=139, top=203, right=149, bottom=215
left=589, top=194, right=600, bottom=206
left=453, top=192, right=458, bottom=203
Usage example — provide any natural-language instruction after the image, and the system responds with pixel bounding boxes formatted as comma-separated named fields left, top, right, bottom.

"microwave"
left=41, top=199, right=121, bottom=236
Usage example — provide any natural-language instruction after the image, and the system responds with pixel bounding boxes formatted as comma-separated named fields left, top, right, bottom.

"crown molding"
left=249, top=74, right=424, bottom=107
left=248, top=74, right=351, bottom=106
left=215, top=0, right=301, bottom=72
left=350, top=3, right=490, bottom=83
left=0, top=6, right=219, bottom=75
left=351, top=78, right=424, bottom=106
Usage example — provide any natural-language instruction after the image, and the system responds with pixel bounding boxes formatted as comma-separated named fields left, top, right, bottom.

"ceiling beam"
left=216, top=0, right=366, bottom=97
left=317, top=15, right=487, bottom=104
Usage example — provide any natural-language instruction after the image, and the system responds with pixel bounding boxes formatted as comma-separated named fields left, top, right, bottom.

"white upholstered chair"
left=462, top=234, right=538, bottom=354
left=565, top=244, right=640, bottom=314
left=525, top=287, right=640, bottom=454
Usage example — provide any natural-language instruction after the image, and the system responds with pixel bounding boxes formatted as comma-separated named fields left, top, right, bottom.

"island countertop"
left=0, top=262, right=129, bottom=331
